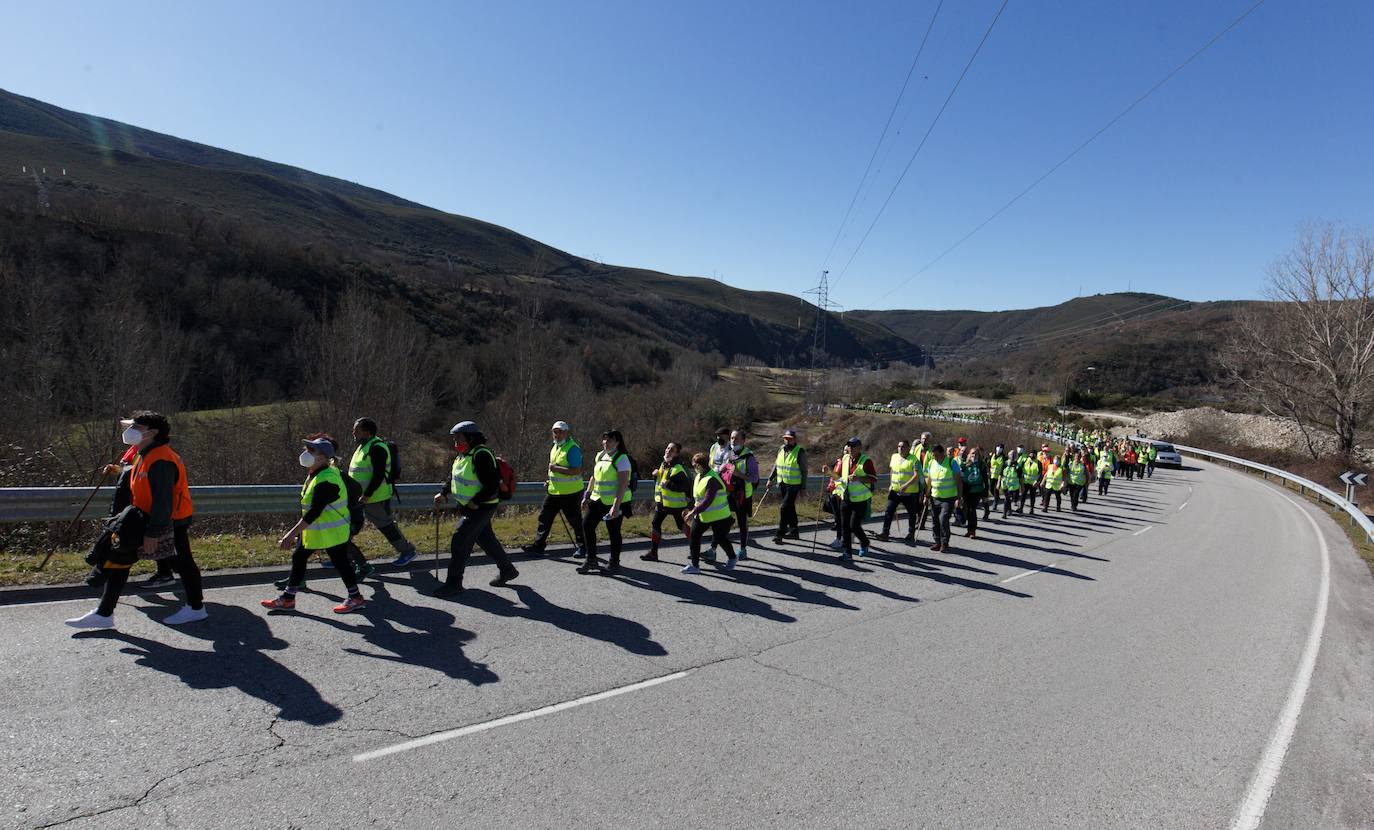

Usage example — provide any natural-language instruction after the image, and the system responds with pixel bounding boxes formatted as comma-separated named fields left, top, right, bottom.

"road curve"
left=3, top=460, right=1371, bottom=829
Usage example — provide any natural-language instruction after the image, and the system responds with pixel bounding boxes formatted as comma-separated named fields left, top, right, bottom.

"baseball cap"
left=782, top=429, right=797, bottom=438
left=303, top=436, right=336, bottom=457
left=845, top=436, right=862, bottom=446
left=552, top=420, right=571, bottom=431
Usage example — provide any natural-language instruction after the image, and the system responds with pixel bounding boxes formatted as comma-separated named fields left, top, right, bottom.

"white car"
left=1150, top=441, right=1183, bottom=468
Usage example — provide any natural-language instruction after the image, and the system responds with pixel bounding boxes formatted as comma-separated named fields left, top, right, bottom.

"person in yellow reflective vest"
left=988, top=445, right=1006, bottom=508
left=1067, top=451, right=1090, bottom=511
left=924, top=444, right=964, bottom=552
left=579, top=429, right=634, bottom=575
left=432, top=421, right=519, bottom=597
left=349, top=417, right=417, bottom=570
left=1040, top=454, right=1067, bottom=512
left=767, top=429, right=807, bottom=544
left=878, top=439, right=920, bottom=544
left=727, top=429, right=760, bottom=558
left=523, top=420, right=586, bottom=557
left=682, top=452, right=737, bottom=574
left=1096, top=451, right=1115, bottom=496
left=261, top=435, right=366, bottom=614
left=911, top=431, right=934, bottom=531
left=1000, top=450, right=1023, bottom=519
left=1018, top=453, right=1043, bottom=515
left=835, top=436, right=877, bottom=561
left=641, top=441, right=690, bottom=562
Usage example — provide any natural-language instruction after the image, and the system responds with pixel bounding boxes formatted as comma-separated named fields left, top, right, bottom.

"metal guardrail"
left=1129, top=436, right=1374, bottom=541
left=0, top=474, right=886, bottom=523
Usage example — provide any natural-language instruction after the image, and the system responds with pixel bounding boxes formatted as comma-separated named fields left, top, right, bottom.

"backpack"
left=719, top=461, right=747, bottom=510
left=379, top=438, right=401, bottom=487
left=495, top=456, right=517, bottom=501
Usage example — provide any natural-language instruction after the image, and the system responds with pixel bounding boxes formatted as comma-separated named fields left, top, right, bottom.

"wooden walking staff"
left=39, top=469, right=109, bottom=570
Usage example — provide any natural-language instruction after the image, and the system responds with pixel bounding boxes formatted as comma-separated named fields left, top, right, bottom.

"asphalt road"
left=5, top=461, right=1372, bottom=829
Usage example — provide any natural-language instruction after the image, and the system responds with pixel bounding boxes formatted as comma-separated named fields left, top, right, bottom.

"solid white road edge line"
left=1228, top=492, right=1330, bottom=830
left=1133, top=525, right=1152, bottom=536
left=352, top=670, right=692, bottom=763
left=1179, top=501, right=1189, bottom=511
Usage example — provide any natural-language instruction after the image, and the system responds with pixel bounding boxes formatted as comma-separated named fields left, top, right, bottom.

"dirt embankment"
left=1124, top=407, right=1374, bottom=464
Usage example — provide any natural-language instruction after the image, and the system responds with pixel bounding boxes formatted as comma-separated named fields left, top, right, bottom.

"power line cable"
left=818, top=0, right=945, bottom=272
left=830, top=0, right=1011, bottom=292
left=868, top=0, right=1269, bottom=307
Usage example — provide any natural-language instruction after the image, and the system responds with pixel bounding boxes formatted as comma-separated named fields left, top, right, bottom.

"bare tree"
left=1224, top=222, right=1374, bottom=460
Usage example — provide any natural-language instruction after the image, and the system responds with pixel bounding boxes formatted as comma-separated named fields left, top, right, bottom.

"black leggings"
left=841, top=499, right=870, bottom=553
left=689, top=517, right=735, bottom=565
left=98, top=525, right=203, bottom=616
left=650, top=504, right=685, bottom=553
left=582, top=499, right=624, bottom=564
left=777, top=483, right=803, bottom=536
left=882, top=491, right=919, bottom=535
left=1041, top=488, right=1062, bottom=511
left=962, top=493, right=983, bottom=533
left=290, top=543, right=358, bottom=594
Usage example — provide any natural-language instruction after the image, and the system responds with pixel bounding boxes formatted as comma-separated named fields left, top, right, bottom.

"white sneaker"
left=64, top=610, right=114, bottom=629
left=680, top=563, right=701, bottom=574
left=164, top=605, right=208, bottom=625
left=828, top=538, right=843, bottom=550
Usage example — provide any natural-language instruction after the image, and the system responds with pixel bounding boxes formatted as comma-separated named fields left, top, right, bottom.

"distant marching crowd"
left=61, top=410, right=1162, bottom=630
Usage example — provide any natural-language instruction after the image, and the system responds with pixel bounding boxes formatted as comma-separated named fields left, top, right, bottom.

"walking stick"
left=751, top=482, right=772, bottom=518
left=558, top=514, right=576, bottom=549
left=40, top=471, right=108, bottom=571
left=433, top=508, right=441, bottom=580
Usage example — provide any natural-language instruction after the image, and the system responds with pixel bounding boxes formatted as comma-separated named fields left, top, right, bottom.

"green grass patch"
left=0, top=500, right=793, bottom=587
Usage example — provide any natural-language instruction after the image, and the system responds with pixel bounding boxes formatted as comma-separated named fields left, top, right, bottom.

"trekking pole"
left=39, top=470, right=109, bottom=571
left=558, top=514, right=576, bottom=549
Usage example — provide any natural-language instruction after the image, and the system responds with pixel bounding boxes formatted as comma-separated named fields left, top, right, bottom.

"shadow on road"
left=607, top=564, right=798, bottom=623
left=456, top=584, right=668, bottom=656
left=84, top=602, right=344, bottom=725
left=312, top=583, right=499, bottom=686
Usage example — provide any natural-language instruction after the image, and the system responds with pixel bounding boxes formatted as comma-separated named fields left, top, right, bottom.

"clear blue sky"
left=2, top=0, right=1370, bottom=312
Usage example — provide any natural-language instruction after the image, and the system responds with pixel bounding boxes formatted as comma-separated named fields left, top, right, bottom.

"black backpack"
left=380, top=438, right=401, bottom=487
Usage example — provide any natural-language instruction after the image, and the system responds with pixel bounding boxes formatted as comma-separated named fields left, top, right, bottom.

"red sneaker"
left=260, top=595, right=295, bottom=610
left=333, top=595, right=366, bottom=614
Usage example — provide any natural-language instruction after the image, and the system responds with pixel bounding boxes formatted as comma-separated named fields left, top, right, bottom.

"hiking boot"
left=771, top=536, right=784, bottom=545
left=433, top=583, right=464, bottom=598
left=601, top=560, right=621, bottom=576
left=489, top=568, right=519, bottom=587
left=639, top=551, right=660, bottom=562
left=576, top=560, right=600, bottom=575
left=520, top=543, right=546, bottom=555
left=722, top=558, right=737, bottom=571
left=876, top=532, right=890, bottom=541
left=828, top=538, right=844, bottom=550
left=903, top=535, right=915, bottom=545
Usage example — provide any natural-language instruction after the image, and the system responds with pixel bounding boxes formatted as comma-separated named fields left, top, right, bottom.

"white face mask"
left=299, top=450, right=316, bottom=468
left=122, top=426, right=144, bottom=446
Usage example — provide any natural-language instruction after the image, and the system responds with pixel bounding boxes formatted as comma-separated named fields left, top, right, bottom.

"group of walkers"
left=62, top=409, right=1159, bottom=631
